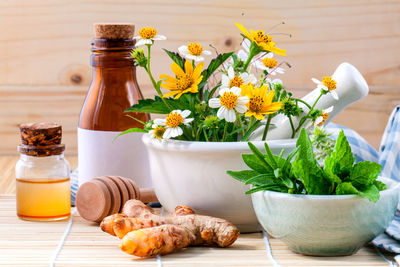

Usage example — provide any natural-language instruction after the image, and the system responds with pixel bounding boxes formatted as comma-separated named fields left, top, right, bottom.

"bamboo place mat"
left=0, top=195, right=395, bottom=267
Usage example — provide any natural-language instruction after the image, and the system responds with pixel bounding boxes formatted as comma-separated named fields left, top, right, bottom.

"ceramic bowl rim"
left=142, top=133, right=297, bottom=152
left=255, top=177, right=399, bottom=201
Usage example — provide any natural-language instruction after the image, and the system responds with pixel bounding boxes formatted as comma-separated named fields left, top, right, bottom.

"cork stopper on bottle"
left=94, top=23, right=135, bottom=40
left=19, top=122, right=65, bottom=156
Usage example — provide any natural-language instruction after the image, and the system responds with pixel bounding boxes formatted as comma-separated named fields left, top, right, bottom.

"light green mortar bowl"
left=251, top=177, right=400, bottom=256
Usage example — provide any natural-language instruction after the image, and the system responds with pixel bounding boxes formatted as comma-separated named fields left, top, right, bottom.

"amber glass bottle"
left=78, top=24, right=150, bottom=187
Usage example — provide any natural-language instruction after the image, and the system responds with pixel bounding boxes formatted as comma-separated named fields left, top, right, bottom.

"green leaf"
left=163, top=49, right=184, bottom=69
left=292, top=128, right=331, bottom=195
left=350, top=161, right=382, bottom=188
left=282, top=146, right=299, bottom=171
left=244, top=173, right=276, bottom=185
left=200, top=52, right=233, bottom=88
left=358, top=184, right=380, bottom=203
left=242, top=154, right=273, bottom=173
left=113, top=128, right=147, bottom=142
left=247, top=142, right=274, bottom=172
left=324, top=130, right=355, bottom=178
left=245, top=184, right=287, bottom=194
left=323, top=169, right=342, bottom=184
left=126, top=96, right=188, bottom=114
left=374, top=180, right=387, bottom=191
left=226, top=126, right=248, bottom=138
left=335, top=182, right=359, bottom=195
left=204, top=83, right=221, bottom=103
left=336, top=182, right=381, bottom=203
left=264, top=143, right=278, bottom=169
left=226, top=170, right=259, bottom=183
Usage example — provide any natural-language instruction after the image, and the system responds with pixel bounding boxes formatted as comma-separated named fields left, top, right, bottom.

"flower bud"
left=204, top=115, right=219, bottom=129
left=130, top=48, right=147, bottom=67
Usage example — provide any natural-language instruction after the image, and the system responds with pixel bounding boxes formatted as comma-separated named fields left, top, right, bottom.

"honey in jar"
left=15, top=123, right=71, bottom=221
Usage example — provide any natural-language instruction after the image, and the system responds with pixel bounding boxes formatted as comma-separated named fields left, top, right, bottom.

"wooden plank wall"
left=0, top=0, right=399, bottom=155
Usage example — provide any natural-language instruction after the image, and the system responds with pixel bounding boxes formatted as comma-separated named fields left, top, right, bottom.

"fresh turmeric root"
left=120, top=225, right=194, bottom=257
left=100, top=200, right=240, bottom=257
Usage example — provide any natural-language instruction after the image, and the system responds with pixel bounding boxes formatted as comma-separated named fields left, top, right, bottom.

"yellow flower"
left=241, top=84, right=282, bottom=120
left=235, top=23, right=286, bottom=56
left=160, top=61, right=204, bottom=99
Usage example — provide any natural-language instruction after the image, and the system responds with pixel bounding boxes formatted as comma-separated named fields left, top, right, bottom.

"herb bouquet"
left=121, top=23, right=339, bottom=142
left=122, top=23, right=342, bottom=231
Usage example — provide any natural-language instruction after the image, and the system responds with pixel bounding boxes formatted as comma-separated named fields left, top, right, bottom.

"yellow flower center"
left=229, top=76, right=244, bottom=88
left=153, top=126, right=166, bottom=139
left=175, top=74, right=193, bottom=91
left=253, top=30, right=272, bottom=44
left=165, top=112, right=184, bottom=128
left=322, top=76, right=337, bottom=91
left=248, top=96, right=264, bottom=113
left=262, top=57, right=278, bottom=69
left=220, top=92, right=239, bottom=110
left=187, top=43, right=203, bottom=56
left=138, top=27, right=157, bottom=39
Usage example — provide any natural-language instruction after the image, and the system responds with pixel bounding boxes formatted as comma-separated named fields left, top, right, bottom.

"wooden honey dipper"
left=76, top=176, right=158, bottom=223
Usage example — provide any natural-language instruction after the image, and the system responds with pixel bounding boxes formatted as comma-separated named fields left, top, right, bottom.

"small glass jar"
left=16, top=123, right=71, bottom=221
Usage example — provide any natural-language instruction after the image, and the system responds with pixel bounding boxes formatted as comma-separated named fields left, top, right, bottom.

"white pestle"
left=249, top=62, right=369, bottom=140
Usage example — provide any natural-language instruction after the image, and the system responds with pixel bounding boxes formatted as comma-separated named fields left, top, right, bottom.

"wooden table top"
left=0, top=156, right=396, bottom=266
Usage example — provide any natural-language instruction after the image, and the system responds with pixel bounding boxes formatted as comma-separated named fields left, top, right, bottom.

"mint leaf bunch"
left=227, top=128, right=385, bottom=202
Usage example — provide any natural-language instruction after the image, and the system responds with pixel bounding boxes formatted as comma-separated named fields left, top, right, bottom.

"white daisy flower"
left=221, top=66, right=257, bottom=89
left=253, top=53, right=284, bottom=75
left=238, top=44, right=284, bottom=75
left=208, top=87, right=249, bottom=122
left=178, top=43, right=211, bottom=62
left=312, top=76, right=339, bottom=100
left=134, top=27, right=166, bottom=47
left=148, top=123, right=166, bottom=140
left=153, top=110, right=193, bottom=139
left=314, top=106, right=334, bottom=127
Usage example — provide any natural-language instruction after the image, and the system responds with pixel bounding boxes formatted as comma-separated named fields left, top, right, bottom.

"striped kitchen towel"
left=325, top=106, right=400, bottom=254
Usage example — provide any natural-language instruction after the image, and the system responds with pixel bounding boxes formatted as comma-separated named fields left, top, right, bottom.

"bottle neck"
left=91, top=38, right=135, bottom=68
left=79, top=38, right=148, bottom=131
left=19, top=153, right=65, bottom=161
left=18, top=144, right=65, bottom=157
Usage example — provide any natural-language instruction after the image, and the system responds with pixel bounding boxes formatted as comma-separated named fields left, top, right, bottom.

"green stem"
left=289, top=116, right=295, bottom=138
left=125, top=114, right=146, bottom=125
left=310, top=93, right=323, bottom=110
left=213, top=129, right=219, bottom=142
left=145, top=45, right=172, bottom=111
left=237, top=115, right=245, bottom=137
left=203, top=128, right=209, bottom=142
left=242, top=120, right=261, bottom=141
left=195, top=124, right=203, bottom=141
left=242, top=49, right=256, bottom=72
left=294, top=98, right=312, bottom=110
left=247, top=117, right=255, bottom=132
left=294, top=93, right=323, bottom=135
left=262, top=115, right=273, bottom=141
left=222, top=122, right=229, bottom=142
